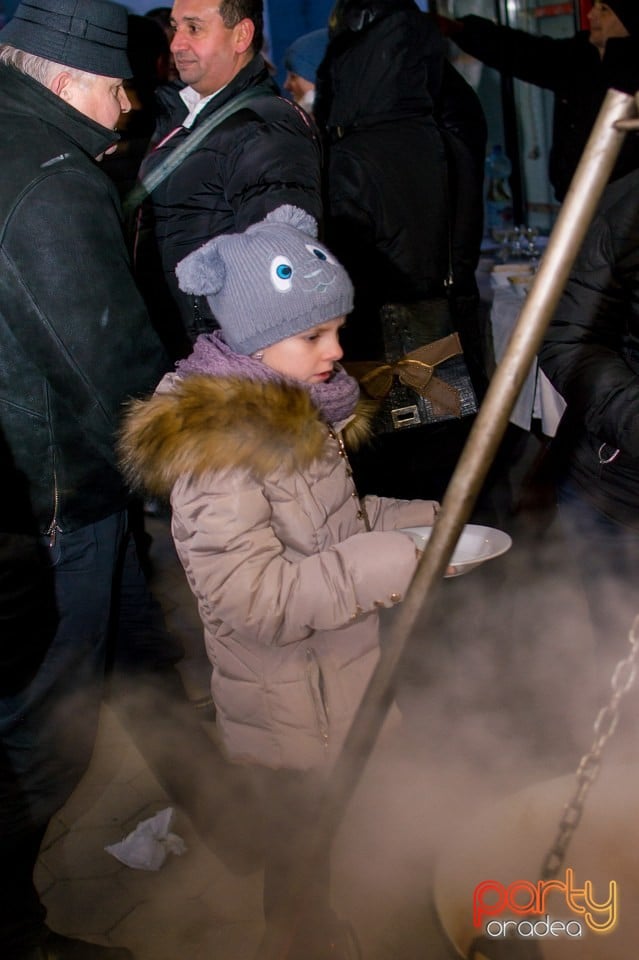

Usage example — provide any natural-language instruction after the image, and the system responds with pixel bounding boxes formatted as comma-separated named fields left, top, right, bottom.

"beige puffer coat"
left=120, top=373, right=438, bottom=770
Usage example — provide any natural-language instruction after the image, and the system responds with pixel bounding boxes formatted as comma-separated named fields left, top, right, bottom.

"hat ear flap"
left=263, top=204, right=318, bottom=238
left=175, top=237, right=226, bottom=295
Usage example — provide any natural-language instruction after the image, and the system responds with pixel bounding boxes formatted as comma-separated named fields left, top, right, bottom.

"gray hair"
left=0, top=43, right=91, bottom=88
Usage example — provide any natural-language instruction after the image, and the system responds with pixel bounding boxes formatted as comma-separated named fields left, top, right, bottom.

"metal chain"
left=540, top=613, right=639, bottom=880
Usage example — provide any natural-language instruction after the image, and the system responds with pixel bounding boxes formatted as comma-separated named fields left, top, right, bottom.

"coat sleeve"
left=171, top=472, right=422, bottom=647
left=539, top=179, right=639, bottom=457
left=363, top=496, right=439, bottom=530
left=222, top=102, right=323, bottom=230
left=1, top=167, right=167, bottom=463
left=453, top=16, right=578, bottom=93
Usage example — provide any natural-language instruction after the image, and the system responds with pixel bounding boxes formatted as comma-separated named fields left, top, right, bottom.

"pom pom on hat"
left=263, top=205, right=319, bottom=235
left=174, top=236, right=227, bottom=297
left=176, top=205, right=354, bottom=356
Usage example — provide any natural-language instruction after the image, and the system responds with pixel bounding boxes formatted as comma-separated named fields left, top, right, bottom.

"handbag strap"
left=122, top=84, right=271, bottom=220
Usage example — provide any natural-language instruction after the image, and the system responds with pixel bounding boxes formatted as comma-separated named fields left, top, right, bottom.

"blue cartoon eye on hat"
left=272, top=258, right=293, bottom=290
left=269, top=241, right=340, bottom=294
left=176, top=205, right=354, bottom=355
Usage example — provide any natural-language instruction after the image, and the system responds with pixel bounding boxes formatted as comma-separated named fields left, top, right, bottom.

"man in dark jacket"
left=139, top=0, right=323, bottom=343
left=539, top=168, right=639, bottom=712
left=0, top=3, right=169, bottom=958
left=439, top=0, right=639, bottom=201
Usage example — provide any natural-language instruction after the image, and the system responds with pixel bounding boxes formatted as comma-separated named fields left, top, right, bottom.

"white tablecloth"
left=490, top=286, right=566, bottom=436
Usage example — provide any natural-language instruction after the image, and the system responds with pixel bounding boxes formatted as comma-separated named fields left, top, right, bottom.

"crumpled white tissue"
left=105, top=807, right=187, bottom=871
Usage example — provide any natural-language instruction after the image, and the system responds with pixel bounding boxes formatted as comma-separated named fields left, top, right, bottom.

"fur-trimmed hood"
left=119, top=374, right=375, bottom=498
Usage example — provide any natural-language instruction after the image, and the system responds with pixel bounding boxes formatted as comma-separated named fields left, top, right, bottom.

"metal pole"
left=254, top=88, right=638, bottom=960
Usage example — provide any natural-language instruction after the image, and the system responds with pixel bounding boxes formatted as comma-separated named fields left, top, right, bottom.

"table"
left=487, top=284, right=566, bottom=437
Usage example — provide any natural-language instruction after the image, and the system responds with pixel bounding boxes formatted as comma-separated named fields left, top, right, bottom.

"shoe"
left=23, top=929, right=134, bottom=960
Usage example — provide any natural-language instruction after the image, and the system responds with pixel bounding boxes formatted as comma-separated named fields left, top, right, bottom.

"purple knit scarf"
left=175, top=331, right=361, bottom=425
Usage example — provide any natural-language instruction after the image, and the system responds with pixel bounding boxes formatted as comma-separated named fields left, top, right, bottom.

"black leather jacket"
left=141, top=55, right=323, bottom=341
left=0, top=64, right=168, bottom=536
left=540, top=170, right=639, bottom=527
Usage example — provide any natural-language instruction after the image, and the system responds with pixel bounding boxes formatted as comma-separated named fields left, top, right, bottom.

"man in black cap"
left=438, top=0, right=639, bottom=202
left=0, top=2, right=168, bottom=958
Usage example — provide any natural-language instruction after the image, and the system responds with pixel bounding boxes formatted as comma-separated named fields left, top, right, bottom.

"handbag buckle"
left=391, top=404, right=421, bottom=430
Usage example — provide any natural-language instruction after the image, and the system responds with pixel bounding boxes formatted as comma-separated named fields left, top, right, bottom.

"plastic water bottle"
left=485, top=145, right=513, bottom=239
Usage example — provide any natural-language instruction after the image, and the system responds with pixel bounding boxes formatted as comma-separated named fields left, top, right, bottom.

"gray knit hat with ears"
left=175, top=205, right=354, bottom=355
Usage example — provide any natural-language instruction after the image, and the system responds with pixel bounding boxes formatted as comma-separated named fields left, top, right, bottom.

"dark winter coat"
left=141, top=55, right=323, bottom=341
left=436, top=60, right=487, bottom=299
left=539, top=169, right=639, bottom=528
left=316, top=9, right=481, bottom=363
left=452, top=17, right=639, bottom=201
left=0, top=63, right=168, bottom=537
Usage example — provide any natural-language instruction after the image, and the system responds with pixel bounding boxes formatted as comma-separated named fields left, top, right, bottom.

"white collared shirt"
left=180, top=84, right=229, bottom=128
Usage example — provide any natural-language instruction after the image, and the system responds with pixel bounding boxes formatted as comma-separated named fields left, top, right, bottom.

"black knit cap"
left=0, top=0, right=131, bottom=77
left=605, top=0, right=639, bottom=37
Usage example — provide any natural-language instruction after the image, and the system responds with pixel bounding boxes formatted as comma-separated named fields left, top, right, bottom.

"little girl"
left=119, top=205, right=439, bottom=959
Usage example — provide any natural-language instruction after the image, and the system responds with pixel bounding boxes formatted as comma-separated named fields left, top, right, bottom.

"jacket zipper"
left=46, top=466, right=61, bottom=548
left=306, top=647, right=329, bottom=750
left=330, top=427, right=371, bottom=531
left=597, top=442, right=620, bottom=478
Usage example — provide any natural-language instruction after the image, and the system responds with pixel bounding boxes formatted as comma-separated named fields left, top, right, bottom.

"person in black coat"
left=0, top=1, right=174, bottom=955
left=438, top=0, right=639, bottom=202
left=315, top=0, right=487, bottom=504
left=539, top=168, right=639, bottom=709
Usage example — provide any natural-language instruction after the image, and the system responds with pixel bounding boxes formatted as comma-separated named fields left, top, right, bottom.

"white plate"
left=400, top=524, right=512, bottom=577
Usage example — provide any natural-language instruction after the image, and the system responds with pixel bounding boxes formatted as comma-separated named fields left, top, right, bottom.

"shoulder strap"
left=122, top=85, right=271, bottom=219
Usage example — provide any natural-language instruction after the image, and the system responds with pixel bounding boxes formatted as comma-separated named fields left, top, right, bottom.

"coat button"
left=390, top=593, right=401, bottom=603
